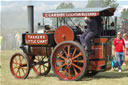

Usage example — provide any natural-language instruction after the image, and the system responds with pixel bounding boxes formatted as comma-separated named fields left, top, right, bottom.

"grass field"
left=0, top=50, right=128, bottom=85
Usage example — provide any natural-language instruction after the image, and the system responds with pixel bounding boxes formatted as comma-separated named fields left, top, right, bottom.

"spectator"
left=123, top=33, right=128, bottom=65
left=113, top=32, right=125, bottom=72
left=15, top=33, right=21, bottom=50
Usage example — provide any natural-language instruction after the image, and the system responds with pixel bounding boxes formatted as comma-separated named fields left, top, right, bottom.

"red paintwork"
left=88, top=45, right=105, bottom=71
left=10, top=53, right=28, bottom=79
left=94, top=38, right=108, bottom=43
left=43, top=12, right=99, bottom=18
left=54, top=26, right=74, bottom=44
left=25, top=34, right=48, bottom=45
left=52, top=43, right=86, bottom=80
left=88, top=38, right=112, bottom=71
left=88, top=61, right=105, bottom=70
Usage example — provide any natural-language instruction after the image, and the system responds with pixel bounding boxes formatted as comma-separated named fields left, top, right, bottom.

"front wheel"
left=51, top=41, right=88, bottom=81
left=10, top=53, right=30, bottom=79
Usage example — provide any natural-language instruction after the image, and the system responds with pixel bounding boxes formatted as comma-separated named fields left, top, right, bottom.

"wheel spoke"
left=14, top=57, right=18, bottom=64
left=13, top=66, right=19, bottom=69
left=12, top=62, right=19, bottom=65
left=58, top=53, right=66, bottom=60
left=43, top=61, right=49, bottom=64
left=39, top=65, right=41, bottom=73
left=67, top=46, right=71, bottom=56
left=19, top=55, right=22, bottom=63
left=43, top=64, right=48, bottom=68
left=16, top=69, right=20, bottom=75
left=73, top=60, right=84, bottom=63
left=22, top=68, right=25, bottom=75
left=42, top=56, right=46, bottom=60
left=22, top=67, right=28, bottom=71
left=56, top=60, right=65, bottom=62
left=37, top=65, right=41, bottom=72
left=72, top=63, right=82, bottom=71
left=19, top=69, right=21, bottom=77
left=57, top=63, right=66, bottom=71
left=72, top=48, right=77, bottom=57
left=42, top=65, right=45, bottom=71
left=72, top=52, right=82, bottom=60
left=62, top=68, right=67, bottom=75
left=68, top=68, right=71, bottom=78
left=37, top=56, right=40, bottom=61
left=62, top=48, right=68, bottom=56
left=21, top=56, right=24, bottom=62
left=73, top=66, right=78, bottom=75
left=21, top=59, right=27, bottom=66
left=35, top=56, right=39, bottom=60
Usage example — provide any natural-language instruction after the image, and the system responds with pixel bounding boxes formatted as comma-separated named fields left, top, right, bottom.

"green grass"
left=0, top=50, right=128, bottom=85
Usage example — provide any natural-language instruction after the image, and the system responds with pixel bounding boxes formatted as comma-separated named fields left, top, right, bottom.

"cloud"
left=1, top=1, right=89, bottom=30
left=1, top=1, right=59, bottom=30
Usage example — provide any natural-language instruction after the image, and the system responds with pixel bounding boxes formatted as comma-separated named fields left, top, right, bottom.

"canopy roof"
left=43, top=6, right=116, bottom=18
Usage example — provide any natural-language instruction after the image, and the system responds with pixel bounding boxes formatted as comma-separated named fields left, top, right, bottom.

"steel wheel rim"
left=52, top=43, right=86, bottom=80
left=10, top=53, right=29, bottom=79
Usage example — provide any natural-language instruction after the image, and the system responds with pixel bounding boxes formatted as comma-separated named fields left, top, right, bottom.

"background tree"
left=86, top=0, right=105, bottom=8
left=51, top=2, right=74, bottom=26
left=120, top=8, right=128, bottom=19
left=120, top=8, right=128, bottom=32
left=56, top=2, right=74, bottom=9
left=86, top=0, right=118, bottom=8
left=104, top=0, right=118, bottom=8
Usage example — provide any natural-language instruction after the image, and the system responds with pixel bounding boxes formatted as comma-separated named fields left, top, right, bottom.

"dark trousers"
left=80, top=31, right=96, bottom=50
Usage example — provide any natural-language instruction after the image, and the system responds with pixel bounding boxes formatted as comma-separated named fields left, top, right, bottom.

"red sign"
left=25, top=34, right=48, bottom=45
left=43, top=12, right=99, bottom=18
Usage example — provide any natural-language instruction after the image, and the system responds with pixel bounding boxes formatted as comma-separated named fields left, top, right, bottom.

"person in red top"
left=113, top=32, right=125, bottom=72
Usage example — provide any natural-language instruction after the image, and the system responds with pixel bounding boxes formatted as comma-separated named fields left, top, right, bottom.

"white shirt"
left=125, top=40, right=128, bottom=48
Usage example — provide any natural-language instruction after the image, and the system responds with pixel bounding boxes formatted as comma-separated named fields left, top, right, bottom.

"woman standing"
left=123, top=33, right=128, bottom=65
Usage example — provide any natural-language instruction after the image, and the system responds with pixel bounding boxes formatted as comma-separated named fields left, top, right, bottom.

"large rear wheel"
left=51, top=41, right=88, bottom=81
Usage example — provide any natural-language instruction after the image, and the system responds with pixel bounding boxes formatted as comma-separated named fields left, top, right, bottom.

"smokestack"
left=27, top=5, right=34, bottom=33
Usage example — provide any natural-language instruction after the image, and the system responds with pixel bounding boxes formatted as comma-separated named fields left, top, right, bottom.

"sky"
left=0, top=0, right=128, bottom=32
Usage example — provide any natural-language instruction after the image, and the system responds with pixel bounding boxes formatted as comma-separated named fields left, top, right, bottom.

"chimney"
left=27, top=5, right=34, bottom=33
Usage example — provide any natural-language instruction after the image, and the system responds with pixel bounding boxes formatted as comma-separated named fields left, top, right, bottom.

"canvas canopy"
left=43, top=6, right=116, bottom=18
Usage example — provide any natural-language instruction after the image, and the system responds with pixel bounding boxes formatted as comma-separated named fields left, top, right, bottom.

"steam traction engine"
left=10, top=6, right=117, bottom=80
